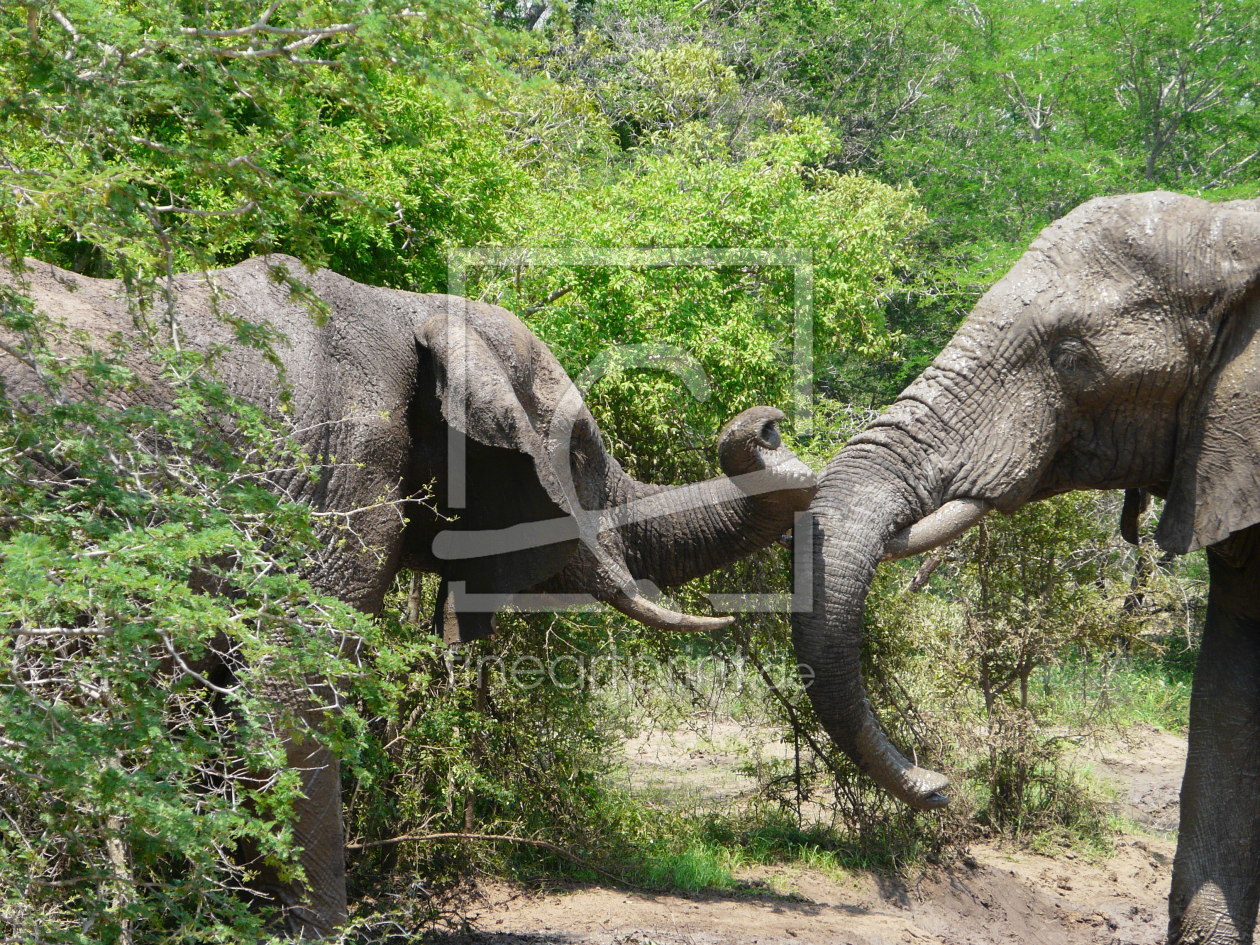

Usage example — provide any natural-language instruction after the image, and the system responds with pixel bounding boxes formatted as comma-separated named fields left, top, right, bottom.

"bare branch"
left=48, top=7, right=79, bottom=46
left=521, top=284, right=574, bottom=316
left=150, top=201, right=258, bottom=218
left=160, top=632, right=239, bottom=696
left=2, top=626, right=112, bottom=637
left=180, top=22, right=355, bottom=41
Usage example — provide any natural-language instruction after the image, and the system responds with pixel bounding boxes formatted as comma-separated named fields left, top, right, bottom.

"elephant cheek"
left=942, top=388, right=1061, bottom=509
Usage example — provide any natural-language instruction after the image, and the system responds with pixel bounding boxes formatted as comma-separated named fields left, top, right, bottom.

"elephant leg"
left=247, top=737, right=348, bottom=939
left=1169, top=547, right=1260, bottom=945
left=238, top=740, right=347, bottom=942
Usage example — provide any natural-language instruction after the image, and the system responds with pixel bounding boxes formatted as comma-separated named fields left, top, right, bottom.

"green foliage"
left=591, top=0, right=1258, bottom=282
left=1043, top=637, right=1198, bottom=735
left=0, top=0, right=1245, bottom=932
left=873, top=0, right=1259, bottom=254
left=948, top=494, right=1122, bottom=714
left=468, top=118, right=928, bottom=480
left=0, top=0, right=517, bottom=288
left=639, top=841, right=737, bottom=890
left=0, top=294, right=376, bottom=941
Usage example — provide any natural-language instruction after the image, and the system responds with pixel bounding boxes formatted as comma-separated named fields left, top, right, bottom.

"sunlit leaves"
left=0, top=0, right=515, bottom=287
left=466, top=117, right=926, bottom=478
left=0, top=317, right=377, bottom=941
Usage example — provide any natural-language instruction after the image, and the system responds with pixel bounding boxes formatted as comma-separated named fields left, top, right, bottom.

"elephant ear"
left=417, top=302, right=582, bottom=642
left=1156, top=200, right=1260, bottom=555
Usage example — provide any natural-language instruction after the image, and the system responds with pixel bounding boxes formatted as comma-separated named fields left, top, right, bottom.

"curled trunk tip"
left=718, top=405, right=788, bottom=475
left=855, top=713, right=951, bottom=809
left=717, top=406, right=817, bottom=507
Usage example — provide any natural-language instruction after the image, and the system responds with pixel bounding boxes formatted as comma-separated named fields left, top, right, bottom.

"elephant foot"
left=1169, top=885, right=1254, bottom=945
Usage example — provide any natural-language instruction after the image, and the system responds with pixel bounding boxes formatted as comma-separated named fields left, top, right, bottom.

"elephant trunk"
left=793, top=451, right=954, bottom=810
left=611, top=406, right=817, bottom=593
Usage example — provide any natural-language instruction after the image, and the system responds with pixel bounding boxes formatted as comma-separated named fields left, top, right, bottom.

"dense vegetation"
left=0, top=0, right=1254, bottom=940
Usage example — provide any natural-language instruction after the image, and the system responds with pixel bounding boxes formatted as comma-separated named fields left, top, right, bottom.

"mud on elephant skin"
left=792, top=191, right=1260, bottom=945
left=0, top=255, right=817, bottom=937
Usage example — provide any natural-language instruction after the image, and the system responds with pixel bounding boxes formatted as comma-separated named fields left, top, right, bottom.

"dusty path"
left=435, top=836, right=1172, bottom=945
left=428, top=725, right=1186, bottom=945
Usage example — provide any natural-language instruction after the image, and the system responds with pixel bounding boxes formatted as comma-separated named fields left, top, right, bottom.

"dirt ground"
left=427, top=723, right=1187, bottom=945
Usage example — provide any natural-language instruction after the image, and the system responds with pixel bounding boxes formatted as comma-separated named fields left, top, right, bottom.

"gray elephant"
left=1, top=255, right=817, bottom=937
left=793, top=192, right=1259, bottom=945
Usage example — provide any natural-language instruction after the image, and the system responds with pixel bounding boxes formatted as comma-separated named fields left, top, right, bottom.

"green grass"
left=639, top=841, right=739, bottom=890
left=698, top=806, right=951, bottom=876
left=1025, top=817, right=1120, bottom=862
left=1039, top=637, right=1196, bottom=734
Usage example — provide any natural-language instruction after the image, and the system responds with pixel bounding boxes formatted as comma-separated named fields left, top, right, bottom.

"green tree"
left=468, top=118, right=928, bottom=480
left=1084, top=0, right=1260, bottom=185
left=1, top=0, right=517, bottom=289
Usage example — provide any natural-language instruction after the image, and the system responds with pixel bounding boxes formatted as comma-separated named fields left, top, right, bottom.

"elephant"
left=0, top=255, right=817, bottom=937
left=792, top=191, right=1260, bottom=945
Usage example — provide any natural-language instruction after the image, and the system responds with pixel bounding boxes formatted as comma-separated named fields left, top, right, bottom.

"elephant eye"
left=1049, top=336, right=1093, bottom=374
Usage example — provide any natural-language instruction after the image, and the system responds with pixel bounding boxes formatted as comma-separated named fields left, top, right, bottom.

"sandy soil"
left=1076, top=722, right=1186, bottom=837
left=426, top=723, right=1188, bottom=945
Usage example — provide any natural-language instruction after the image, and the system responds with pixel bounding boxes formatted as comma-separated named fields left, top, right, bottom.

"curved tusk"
left=882, top=498, right=993, bottom=561
left=602, top=589, right=734, bottom=633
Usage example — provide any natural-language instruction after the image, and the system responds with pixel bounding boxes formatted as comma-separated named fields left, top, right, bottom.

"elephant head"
left=397, top=293, right=817, bottom=642
left=793, top=191, right=1260, bottom=811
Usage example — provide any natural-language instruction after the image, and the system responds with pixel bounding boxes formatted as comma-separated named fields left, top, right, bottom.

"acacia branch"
left=3, top=626, right=112, bottom=637
left=182, top=18, right=356, bottom=62
left=48, top=7, right=79, bottom=46
left=151, top=200, right=258, bottom=217
left=0, top=338, right=41, bottom=374
left=181, top=22, right=354, bottom=41
left=161, top=632, right=238, bottom=696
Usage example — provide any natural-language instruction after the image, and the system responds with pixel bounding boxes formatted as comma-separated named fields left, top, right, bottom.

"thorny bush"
left=0, top=283, right=378, bottom=943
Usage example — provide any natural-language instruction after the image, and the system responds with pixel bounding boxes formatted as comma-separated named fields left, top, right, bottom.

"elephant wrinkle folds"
left=794, top=191, right=1260, bottom=945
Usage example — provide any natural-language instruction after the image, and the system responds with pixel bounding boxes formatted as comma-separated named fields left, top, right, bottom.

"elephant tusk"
left=882, top=498, right=993, bottom=561
left=601, top=587, right=734, bottom=633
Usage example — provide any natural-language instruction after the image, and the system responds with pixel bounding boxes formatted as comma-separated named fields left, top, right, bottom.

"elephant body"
left=794, top=192, right=1259, bottom=944
left=1, top=255, right=816, bottom=936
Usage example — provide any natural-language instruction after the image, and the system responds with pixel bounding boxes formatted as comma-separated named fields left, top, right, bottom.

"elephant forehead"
left=975, top=245, right=1154, bottom=342
left=965, top=252, right=1072, bottom=338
